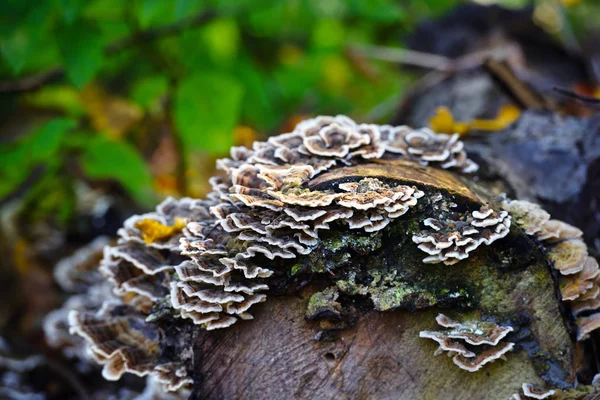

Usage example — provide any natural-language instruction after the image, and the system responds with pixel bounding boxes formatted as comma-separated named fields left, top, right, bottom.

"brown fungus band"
left=502, top=199, right=600, bottom=341
left=412, top=206, right=511, bottom=265
left=419, top=313, right=514, bottom=372
left=65, top=115, right=513, bottom=391
left=511, top=383, right=557, bottom=399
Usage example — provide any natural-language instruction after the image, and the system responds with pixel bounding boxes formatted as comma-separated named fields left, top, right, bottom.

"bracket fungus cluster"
left=412, top=206, right=511, bottom=265
left=419, top=313, right=514, bottom=372
left=502, top=200, right=600, bottom=340
left=68, top=308, right=193, bottom=392
left=511, top=383, right=556, bottom=399
left=59, top=115, right=597, bottom=396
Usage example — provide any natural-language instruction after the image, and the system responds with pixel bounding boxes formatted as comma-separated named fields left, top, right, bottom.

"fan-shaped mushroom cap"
left=69, top=310, right=163, bottom=381
left=547, top=239, right=588, bottom=275
left=536, top=219, right=583, bottom=242
left=577, top=313, right=600, bottom=341
left=170, top=283, right=223, bottom=314
left=53, top=236, right=109, bottom=292
left=421, top=314, right=513, bottom=346
left=501, top=200, right=550, bottom=236
left=412, top=206, right=511, bottom=265
left=382, top=127, right=478, bottom=173
left=520, top=383, right=556, bottom=399
left=452, top=342, right=515, bottom=372
left=295, top=115, right=368, bottom=158
left=420, top=314, right=514, bottom=372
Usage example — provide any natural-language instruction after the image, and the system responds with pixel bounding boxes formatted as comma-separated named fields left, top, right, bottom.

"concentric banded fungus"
left=419, top=314, right=514, bottom=372
left=511, top=383, right=556, bottom=399
left=380, top=125, right=478, bottom=173
left=68, top=307, right=191, bottom=391
left=70, top=115, right=528, bottom=392
left=412, top=206, right=511, bottom=265
left=44, top=238, right=115, bottom=362
left=502, top=199, right=600, bottom=340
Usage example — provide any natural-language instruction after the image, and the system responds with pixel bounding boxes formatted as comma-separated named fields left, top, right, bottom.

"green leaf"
left=23, top=85, right=86, bottom=117
left=138, top=0, right=173, bottom=28
left=28, top=118, right=77, bottom=161
left=55, top=20, right=104, bottom=88
left=0, top=27, right=34, bottom=74
left=174, top=73, right=244, bottom=154
left=79, top=135, right=154, bottom=206
left=201, top=18, right=240, bottom=66
left=175, top=0, right=204, bottom=20
left=59, top=0, right=86, bottom=23
left=0, top=118, right=76, bottom=198
left=130, top=76, right=170, bottom=110
left=311, top=19, right=345, bottom=49
left=0, top=4, right=51, bottom=74
left=235, top=56, right=278, bottom=131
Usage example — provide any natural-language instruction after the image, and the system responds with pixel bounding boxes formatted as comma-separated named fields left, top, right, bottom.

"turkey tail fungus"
left=57, top=116, right=600, bottom=399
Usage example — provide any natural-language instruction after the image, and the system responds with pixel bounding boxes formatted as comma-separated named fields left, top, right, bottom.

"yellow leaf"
left=470, top=105, right=521, bottom=131
left=560, top=0, right=581, bottom=7
left=234, top=125, right=258, bottom=148
left=321, top=55, right=352, bottom=91
left=13, top=238, right=29, bottom=275
left=80, top=84, right=143, bottom=139
left=429, top=106, right=455, bottom=134
left=429, top=105, right=521, bottom=137
left=134, top=217, right=186, bottom=243
left=153, top=175, right=179, bottom=197
left=186, top=152, right=218, bottom=198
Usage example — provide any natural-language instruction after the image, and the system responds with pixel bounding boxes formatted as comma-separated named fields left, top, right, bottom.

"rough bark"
left=192, top=278, right=569, bottom=400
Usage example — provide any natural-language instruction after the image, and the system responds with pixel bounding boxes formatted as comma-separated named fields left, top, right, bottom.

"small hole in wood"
left=324, top=352, right=336, bottom=362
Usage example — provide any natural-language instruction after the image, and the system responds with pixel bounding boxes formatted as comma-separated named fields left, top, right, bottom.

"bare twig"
left=0, top=68, right=64, bottom=93
left=484, top=59, right=551, bottom=110
left=348, top=43, right=522, bottom=74
left=348, top=45, right=453, bottom=72
left=0, top=10, right=217, bottom=93
left=553, top=87, right=600, bottom=105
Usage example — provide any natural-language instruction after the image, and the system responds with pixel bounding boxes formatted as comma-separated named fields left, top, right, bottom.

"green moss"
left=291, top=264, right=303, bottom=275
left=306, top=287, right=341, bottom=318
left=146, top=297, right=178, bottom=322
left=405, top=218, right=421, bottom=235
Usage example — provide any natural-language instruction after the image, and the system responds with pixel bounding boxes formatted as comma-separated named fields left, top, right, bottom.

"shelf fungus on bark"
left=511, top=383, right=556, bottom=399
left=378, top=125, right=479, bottom=173
left=62, top=115, right=591, bottom=394
left=69, top=308, right=192, bottom=392
left=501, top=199, right=600, bottom=341
left=412, top=206, right=511, bottom=265
left=419, top=313, right=514, bottom=372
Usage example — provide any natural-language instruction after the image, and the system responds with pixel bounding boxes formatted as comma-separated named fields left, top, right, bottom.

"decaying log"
left=183, top=161, right=579, bottom=399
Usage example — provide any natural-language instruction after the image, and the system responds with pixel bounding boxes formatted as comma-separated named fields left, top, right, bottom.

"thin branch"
left=553, top=87, right=600, bottom=105
left=348, top=43, right=522, bottom=74
left=0, top=68, right=64, bottom=93
left=105, top=10, right=217, bottom=54
left=348, top=45, right=453, bottom=72
left=483, top=59, right=550, bottom=110
left=0, top=10, right=217, bottom=93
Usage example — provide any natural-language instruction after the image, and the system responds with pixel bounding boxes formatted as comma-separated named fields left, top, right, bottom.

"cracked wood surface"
left=191, top=284, right=566, bottom=400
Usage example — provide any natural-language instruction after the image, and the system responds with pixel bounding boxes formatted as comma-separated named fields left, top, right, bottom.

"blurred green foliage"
left=0, top=0, right=595, bottom=227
